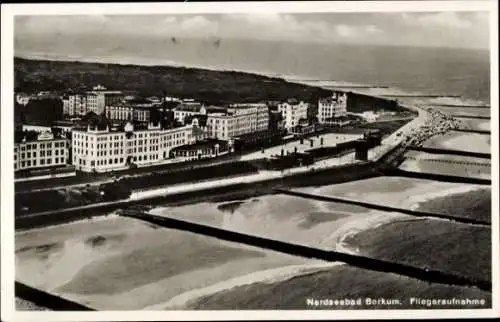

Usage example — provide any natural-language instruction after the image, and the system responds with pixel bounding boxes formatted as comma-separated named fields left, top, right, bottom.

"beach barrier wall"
left=452, top=128, right=491, bottom=135
left=383, top=168, right=491, bottom=185
left=452, top=115, right=490, bottom=120
left=119, top=211, right=491, bottom=292
left=407, top=146, right=491, bottom=159
left=277, top=189, right=490, bottom=226
left=404, top=157, right=491, bottom=168
left=434, top=104, right=490, bottom=109
left=15, top=282, right=95, bottom=311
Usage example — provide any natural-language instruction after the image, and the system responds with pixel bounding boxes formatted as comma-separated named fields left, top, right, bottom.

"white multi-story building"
left=105, top=104, right=151, bottom=122
left=72, top=122, right=195, bottom=172
left=65, top=94, right=88, bottom=116
left=86, top=93, right=98, bottom=114
left=317, top=92, right=347, bottom=124
left=228, top=103, right=269, bottom=133
left=206, top=104, right=269, bottom=141
left=14, top=132, right=68, bottom=172
left=86, top=85, right=123, bottom=114
left=277, top=100, right=309, bottom=130
left=62, top=97, right=71, bottom=115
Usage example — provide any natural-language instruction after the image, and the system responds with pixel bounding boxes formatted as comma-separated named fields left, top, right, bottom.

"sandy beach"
left=423, top=131, right=490, bottom=154
left=399, top=151, right=491, bottom=179
left=16, top=215, right=319, bottom=310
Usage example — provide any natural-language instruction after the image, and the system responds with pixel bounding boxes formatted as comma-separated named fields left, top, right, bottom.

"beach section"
left=16, top=215, right=324, bottom=310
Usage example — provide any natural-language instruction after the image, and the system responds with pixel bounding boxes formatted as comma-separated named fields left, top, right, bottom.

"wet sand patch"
left=298, top=212, right=351, bottom=229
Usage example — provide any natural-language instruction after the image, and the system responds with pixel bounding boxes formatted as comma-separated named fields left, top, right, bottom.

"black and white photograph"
left=1, top=1, right=498, bottom=320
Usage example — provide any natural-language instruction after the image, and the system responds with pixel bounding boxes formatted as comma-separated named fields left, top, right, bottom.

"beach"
left=13, top=35, right=492, bottom=311
left=15, top=215, right=327, bottom=310
left=423, top=131, right=491, bottom=154
left=399, top=151, right=491, bottom=179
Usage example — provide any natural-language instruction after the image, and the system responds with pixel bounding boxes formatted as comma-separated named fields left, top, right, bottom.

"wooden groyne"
left=434, top=104, right=490, bottom=109
left=383, top=168, right=491, bottom=186
left=381, top=94, right=462, bottom=98
left=119, top=211, right=491, bottom=292
left=452, top=114, right=490, bottom=120
left=407, top=146, right=491, bottom=159
left=15, top=282, right=95, bottom=311
left=453, top=128, right=491, bottom=135
left=276, top=189, right=490, bottom=226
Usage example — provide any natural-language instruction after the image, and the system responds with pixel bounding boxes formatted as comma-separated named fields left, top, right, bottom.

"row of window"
left=77, top=153, right=163, bottom=168
left=16, top=149, right=66, bottom=160
left=76, top=130, right=188, bottom=142
left=17, top=141, right=66, bottom=151
left=17, top=157, right=65, bottom=168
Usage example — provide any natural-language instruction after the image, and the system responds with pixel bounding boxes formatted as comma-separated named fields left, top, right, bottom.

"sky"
left=15, top=12, right=490, bottom=50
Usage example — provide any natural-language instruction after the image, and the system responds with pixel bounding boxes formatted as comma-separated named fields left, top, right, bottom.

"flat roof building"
left=14, top=131, right=69, bottom=172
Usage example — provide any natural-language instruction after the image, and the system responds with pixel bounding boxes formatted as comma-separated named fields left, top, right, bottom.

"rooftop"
left=170, top=139, right=227, bottom=152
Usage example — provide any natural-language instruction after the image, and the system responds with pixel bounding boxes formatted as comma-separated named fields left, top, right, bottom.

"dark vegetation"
left=15, top=98, right=64, bottom=126
left=15, top=57, right=332, bottom=105
left=346, top=93, right=400, bottom=113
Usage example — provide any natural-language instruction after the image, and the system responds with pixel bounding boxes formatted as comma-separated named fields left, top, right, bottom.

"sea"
left=15, top=37, right=491, bottom=103
left=14, top=38, right=492, bottom=310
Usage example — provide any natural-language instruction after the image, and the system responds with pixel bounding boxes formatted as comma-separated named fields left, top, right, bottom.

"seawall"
left=277, top=189, right=490, bottom=226
left=15, top=282, right=95, bottom=311
left=407, top=146, right=491, bottom=159
left=384, top=168, right=491, bottom=185
left=453, top=128, right=491, bottom=135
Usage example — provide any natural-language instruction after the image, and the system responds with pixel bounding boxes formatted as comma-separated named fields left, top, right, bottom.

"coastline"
left=13, top=51, right=492, bottom=311
left=143, top=262, right=341, bottom=310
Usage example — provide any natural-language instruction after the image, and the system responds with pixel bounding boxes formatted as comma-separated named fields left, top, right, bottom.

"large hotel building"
left=14, top=132, right=69, bottom=172
left=62, top=85, right=124, bottom=116
left=206, top=103, right=269, bottom=140
left=277, top=100, right=309, bottom=130
left=317, top=92, right=348, bottom=124
left=72, top=122, right=196, bottom=172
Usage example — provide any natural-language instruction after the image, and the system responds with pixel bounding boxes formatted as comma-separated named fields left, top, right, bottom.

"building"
left=277, top=99, right=309, bottom=130
left=321, top=115, right=352, bottom=127
left=357, top=111, right=379, bottom=123
left=22, top=122, right=73, bottom=135
left=171, top=139, right=228, bottom=160
left=269, top=110, right=285, bottom=131
left=165, top=96, right=181, bottom=102
left=146, top=96, right=162, bottom=105
left=174, top=103, right=206, bottom=124
left=64, top=94, right=88, bottom=116
left=86, top=93, right=98, bottom=114
left=105, top=104, right=151, bottom=122
left=62, top=97, right=71, bottom=115
left=72, top=122, right=196, bottom=172
left=317, top=92, right=347, bottom=124
left=228, top=103, right=269, bottom=133
left=16, top=93, right=31, bottom=106
left=86, top=85, right=124, bottom=114
left=184, top=114, right=209, bottom=141
left=14, top=131, right=69, bottom=172
left=206, top=104, right=269, bottom=141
